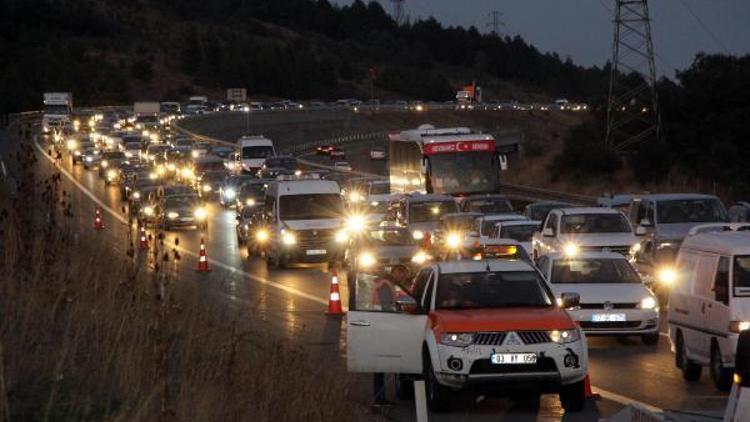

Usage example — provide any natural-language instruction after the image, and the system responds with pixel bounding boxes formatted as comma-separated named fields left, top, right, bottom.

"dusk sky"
left=333, top=0, right=750, bottom=77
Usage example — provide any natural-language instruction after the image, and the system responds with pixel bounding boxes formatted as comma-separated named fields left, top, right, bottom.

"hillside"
left=0, top=0, right=611, bottom=113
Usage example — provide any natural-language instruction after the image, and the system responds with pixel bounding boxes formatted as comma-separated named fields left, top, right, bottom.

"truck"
left=456, top=82, right=481, bottom=110
left=42, top=92, right=73, bottom=133
left=133, top=102, right=161, bottom=132
left=133, top=102, right=160, bottom=116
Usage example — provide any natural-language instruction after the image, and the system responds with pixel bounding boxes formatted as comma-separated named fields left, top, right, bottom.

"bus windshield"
left=242, top=146, right=274, bottom=159
left=428, top=152, right=497, bottom=194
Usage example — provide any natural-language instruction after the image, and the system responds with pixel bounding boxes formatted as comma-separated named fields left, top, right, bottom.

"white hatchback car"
left=536, top=251, right=659, bottom=344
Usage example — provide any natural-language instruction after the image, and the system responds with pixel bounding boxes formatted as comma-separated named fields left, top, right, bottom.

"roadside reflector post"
left=414, top=380, right=429, bottom=422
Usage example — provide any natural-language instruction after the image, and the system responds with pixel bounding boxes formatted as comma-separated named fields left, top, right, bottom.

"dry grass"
left=0, top=144, right=369, bottom=421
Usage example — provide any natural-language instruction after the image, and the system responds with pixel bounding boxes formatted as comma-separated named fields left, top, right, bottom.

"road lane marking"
left=593, top=387, right=662, bottom=413
left=33, top=138, right=331, bottom=307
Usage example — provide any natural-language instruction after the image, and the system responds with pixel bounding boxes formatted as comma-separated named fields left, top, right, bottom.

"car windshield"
left=166, top=196, right=199, bottom=208
left=210, top=147, right=234, bottom=158
left=410, top=201, right=457, bottom=223
left=733, top=256, right=750, bottom=297
left=265, top=157, right=297, bottom=169
left=500, top=224, right=539, bottom=241
left=239, top=183, right=266, bottom=198
left=125, top=143, right=141, bottom=150
left=44, top=104, right=69, bottom=114
left=242, top=146, right=274, bottom=159
left=481, top=218, right=520, bottom=236
left=102, top=152, right=125, bottom=160
left=428, top=152, right=498, bottom=195
left=440, top=215, right=478, bottom=231
left=656, top=198, right=728, bottom=224
left=279, top=194, right=343, bottom=220
left=195, top=160, right=226, bottom=172
left=436, top=271, right=552, bottom=309
left=551, top=258, right=641, bottom=284
left=369, top=183, right=390, bottom=195
left=366, top=229, right=417, bottom=246
left=466, top=198, right=512, bottom=214
left=561, top=213, right=631, bottom=234
left=528, top=203, right=566, bottom=221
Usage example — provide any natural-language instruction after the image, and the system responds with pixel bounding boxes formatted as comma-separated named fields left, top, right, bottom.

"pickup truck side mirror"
left=543, top=227, right=554, bottom=237
left=560, top=292, right=580, bottom=309
left=395, top=296, right=419, bottom=314
left=635, top=226, right=648, bottom=236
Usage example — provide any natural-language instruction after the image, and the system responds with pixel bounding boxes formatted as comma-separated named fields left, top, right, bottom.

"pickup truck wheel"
left=395, top=374, right=414, bottom=400
left=559, top=379, right=585, bottom=412
left=676, top=332, right=702, bottom=381
left=424, top=357, right=450, bottom=412
left=711, top=343, right=732, bottom=391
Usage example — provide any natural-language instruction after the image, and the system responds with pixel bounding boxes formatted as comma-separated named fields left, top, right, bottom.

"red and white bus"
left=389, top=125, right=506, bottom=196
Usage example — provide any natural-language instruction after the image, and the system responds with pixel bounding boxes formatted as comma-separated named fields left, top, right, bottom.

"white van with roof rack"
left=668, top=226, right=750, bottom=391
left=238, top=135, right=275, bottom=174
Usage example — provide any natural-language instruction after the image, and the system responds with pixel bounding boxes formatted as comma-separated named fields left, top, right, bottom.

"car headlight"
left=657, top=267, right=677, bottom=285
left=549, top=329, right=580, bottom=344
left=224, top=188, right=236, bottom=199
left=294, top=170, right=302, bottom=176
left=245, top=198, right=255, bottom=206
left=656, top=241, right=674, bottom=250
left=149, top=172, right=157, bottom=180
left=194, top=208, right=208, bottom=220
left=124, top=151, right=133, bottom=158
left=191, top=150, right=199, bottom=158
left=446, top=232, right=462, bottom=249
left=85, top=156, right=93, bottom=162
left=256, top=228, right=269, bottom=243
left=563, top=242, right=579, bottom=257
left=106, top=169, right=117, bottom=179
left=181, top=168, right=193, bottom=179
left=358, top=251, right=376, bottom=268
left=371, top=201, right=379, bottom=207
left=639, top=297, right=657, bottom=310
left=132, top=191, right=141, bottom=199
left=630, top=243, right=641, bottom=254
left=74, top=151, right=81, bottom=156
left=348, top=192, right=363, bottom=203
left=203, top=184, right=212, bottom=192
left=143, top=206, right=154, bottom=216
left=66, top=140, right=77, bottom=150
left=167, top=163, right=176, bottom=171
left=412, top=230, right=424, bottom=240
left=411, top=251, right=429, bottom=264
left=167, top=211, right=179, bottom=219
left=156, top=165, right=166, bottom=176
left=346, top=214, right=366, bottom=234
left=440, top=333, right=474, bottom=347
left=335, top=229, right=349, bottom=243
left=729, top=321, right=750, bottom=333
left=101, top=160, right=108, bottom=168
left=281, top=230, right=296, bottom=245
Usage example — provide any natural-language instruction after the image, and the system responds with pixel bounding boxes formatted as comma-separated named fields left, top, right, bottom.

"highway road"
left=2, top=110, right=731, bottom=421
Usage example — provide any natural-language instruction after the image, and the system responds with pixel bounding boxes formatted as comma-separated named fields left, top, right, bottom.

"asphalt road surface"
left=2, top=114, right=731, bottom=421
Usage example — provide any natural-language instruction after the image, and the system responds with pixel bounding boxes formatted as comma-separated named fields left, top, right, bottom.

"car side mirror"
left=543, top=227, right=554, bottom=237
left=560, top=292, right=580, bottom=309
left=635, top=226, right=648, bottom=236
left=639, top=218, right=653, bottom=228
left=396, top=296, right=419, bottom=314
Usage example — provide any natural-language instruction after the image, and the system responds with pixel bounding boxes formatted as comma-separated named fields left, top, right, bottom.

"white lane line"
left=33, top=139, right=330, bottom=307
left=593, top=386, right=663, bottom=413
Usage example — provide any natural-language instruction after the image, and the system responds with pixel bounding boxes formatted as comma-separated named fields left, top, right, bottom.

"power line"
left=677, top=0, right=730, bottom=54
left=486, top=10, right=505, bottom=36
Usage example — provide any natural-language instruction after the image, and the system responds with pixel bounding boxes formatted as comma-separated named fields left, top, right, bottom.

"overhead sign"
left=423, top=140, right=495, bottom=155
left=226, top=88, right=247, bottom=102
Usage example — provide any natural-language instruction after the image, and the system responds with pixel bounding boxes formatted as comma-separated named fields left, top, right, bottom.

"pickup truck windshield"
left=410, top=201, right=457, bottom=223
left=656, top=198, right=728, bottom=224
left=561, top=214, right=631, bottom=234
left=500, top=224, right=540, bottom=241
left=279, top=194, right=342, bottom=220
left=465, top=198, right=513, bottom=214
left=436, top=271, right=553, bottom=309
left=551, top=258, right=640, bottom=284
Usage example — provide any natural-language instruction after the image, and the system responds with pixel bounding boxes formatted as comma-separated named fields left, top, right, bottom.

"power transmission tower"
left=391, top=0, right=405, bottom=26
left=486, top=11, right=505, bottom=36
left=605, top=0, right=662, bottom=152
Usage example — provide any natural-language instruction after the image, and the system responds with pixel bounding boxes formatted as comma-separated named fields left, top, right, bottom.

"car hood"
left=409, top=221, right=440, bottom=233
left=431, top=307, right=574, bottom=333
left=371, top=245, right=419, bottom=258
left=166, top=206, right=197, bottom=215
left=548, top=283, right=652, bottom=305
left=557, top=233, right=637, bottom=247
left=284, top=219, right=342, bottom=231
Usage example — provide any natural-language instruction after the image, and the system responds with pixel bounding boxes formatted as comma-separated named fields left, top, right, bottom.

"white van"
left=238, top=136, right=275, bottom=174
left=668, top=228, right=750, bottom=391
left=263, top=175, right=346, bottom=268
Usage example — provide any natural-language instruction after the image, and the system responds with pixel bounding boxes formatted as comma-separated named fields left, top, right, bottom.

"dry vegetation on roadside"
left=0, top=143, right=369, bottom=421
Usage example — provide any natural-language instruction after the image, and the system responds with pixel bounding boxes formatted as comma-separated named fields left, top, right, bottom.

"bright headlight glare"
left=245, top=198, right=255, bottom=206
left=106, top=169, right=116, bottom=179
left=167, top=163, right=176, bottom=171
left=282, top=231, right=296, bottom=245
left=358, top=252, right=376, bottom=268
left=348, top=192, right=362, bottom=203
left=67, top=140, right=77, bottom=150
left=440, top=333, right=474, bottom=347
left=640, top=297, right=657, bottom=310
left=167, top=211, right=179, bottom=219
left=132, top=192, right=141, bottom=199
left=411, top=251, right=428, bottom=264
left=149, top=172, right=157, bottom=180
left=346, top=214, right=366, bottom=233
left=658, top=267, right=677, bottom=285
left=194, top=208, right=207, bottom=220
left=143, top=206, right=154, bottom=216
left=549, top=329, right=580, bottom=344
left=294, top=170, right=302, bottom=176
left=730, top=321, right=750, bottom=333
left=203, top=184, right=212, bottom=192
left=224, top=188, right=236, bottom=199
left=181, top=168, right=193, bottom=179
left=412, top=230, right=424, bottom=240
left=446, top=232, right=462, bottom=249
left=85, top=156, right=93, bottom=162
left=191, top=150, right=199, bottom=158
left=335, top=229, right=349, bottom=243
left=563, top=243, right=579, bottom=257
left=630, top=243, right=642, bottom=254
left=101, top=160, right=108, bottom=168
left=256, top=229, right=269, bottom=243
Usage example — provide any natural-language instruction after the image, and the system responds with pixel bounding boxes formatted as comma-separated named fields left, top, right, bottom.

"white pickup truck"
left=531, top=207, right=639, bottom=259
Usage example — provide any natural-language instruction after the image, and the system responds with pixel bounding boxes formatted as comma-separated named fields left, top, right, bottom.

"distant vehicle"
left=160, top=102, right=181, bottom=115
left=668, top=229, right=750, bottom=391
left=82, top=147, right=101, bottom=169
left=263, top=155, right=297, bottom=172
left=98, top=151, right=127, bottom=183
left=329, top=148, right=345, bottom=159
left=627, top=193, right=728, bottom=265
left=532, top=207, right=639, bottom=260
left=42, top=92, right=73, bottom=133
left=197, top=170, right=228, bottom=199
left=597, top=194, right=635, bottom=214
left=236, top=204, right=264, bottom=255
left=489, top=219, right=542, bottom=254
left=476, top=213, right=528, bottom=242
left=263, top=176, right=346, bottom=268
left=159, top=194, right=208, bottom=230
left=369, top=147, right=386, bottom=160
left=385, top=193, right=458, bottom=242
left=346, top=259, right=588, bottom=413
left=238, top=136, right=275, bottom=174
left=459, top=194, right=513, bottom=214
left=218, top=174, right=256, bottom=208
left=333, top=161, right=352, bottom=172
left=343, top=227, right=421, bottom=271
left=316, top=144, right=334, bottom=155
left=431, top=212, right=484, bottom=259
left=235, top=179, right=267, bottom=211
left=538, top=251, right=659, bottom=344
left=134, top=102, right=160, bottom=116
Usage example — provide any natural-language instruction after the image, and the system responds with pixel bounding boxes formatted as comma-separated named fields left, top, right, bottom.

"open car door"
left=346, top=271, right=427, bottom=374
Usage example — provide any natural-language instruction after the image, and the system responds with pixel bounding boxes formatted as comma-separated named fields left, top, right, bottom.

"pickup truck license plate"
left=591, top=313, right=626, bottom=322
left=306, top=249, right=327, bottom=256
left=490, top=353, right=537, bottom=365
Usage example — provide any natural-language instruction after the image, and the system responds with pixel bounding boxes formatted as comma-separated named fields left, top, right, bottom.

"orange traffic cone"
left=584, top=374, right=600, bottom=399
left=139, top=226, right=149, bottom=250
left=196, top=237, right=210, bottom=272
left=325, top=266, right=344, bottom=315
left=94, top=206, right=104, bottom=230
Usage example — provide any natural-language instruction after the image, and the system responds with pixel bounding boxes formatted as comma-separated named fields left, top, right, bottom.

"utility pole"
left=486, top=11, right=505, bottom=36
left=391, top=0, right=405, bottom=26
left=605, top=0, right=662, bottom=152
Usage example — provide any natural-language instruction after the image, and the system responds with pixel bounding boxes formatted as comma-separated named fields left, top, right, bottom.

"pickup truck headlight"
left=256, top=228, right=269, bottom=243
left=245, top=198, right=255, bottom=206
left=550, top=329, right=580, bottom=344
left=194, top=208, right=208, bottom=220
left=440, top=333, right=474, bottom=347
left=281, top=230, right=296, bottom=245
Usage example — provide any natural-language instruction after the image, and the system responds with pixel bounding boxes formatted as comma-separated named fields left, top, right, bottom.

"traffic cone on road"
left=138, top=226, right=149, bottom=250
left=93, top=206, right=104, bottom=230
left=196, top=237, right=210, bottom=272
left=584, top=374, right=600, bottom=399
left=325, top=266, right=344, bottom=316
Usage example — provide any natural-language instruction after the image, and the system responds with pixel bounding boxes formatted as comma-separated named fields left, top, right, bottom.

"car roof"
left=545, top=251, right=630, bottom=261
left=437, top=259, right=535, bottom=274
left=481, top=213, right=526, bottom=221
left=556, top=207, right=621, bottom=215
left=405, top=193, right=455, bottom=203
left=496, top=219, right=542, bottom=227
left=634, top=193, right=719, bottom=201
left=682, top=231, right=750, bottom=256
